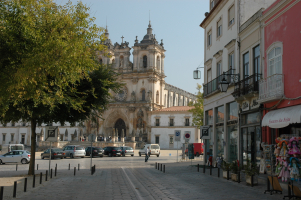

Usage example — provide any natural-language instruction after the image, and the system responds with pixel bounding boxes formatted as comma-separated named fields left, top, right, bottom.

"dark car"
left=120, top=146, right=134, bottom=157
left=41, top=148, right=65, bottom=159
left=85, top=147, right=104, bottom=157
left=103, top=146, right=121, bottom=157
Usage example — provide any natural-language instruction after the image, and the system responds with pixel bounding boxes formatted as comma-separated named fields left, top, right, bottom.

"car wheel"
left=100, top=155, right=103, bottom=157
left=42, top=156, right=44, bottom=159
left=61, top=157, right=64, bottom=159
left=21, top=158, right=28, bottom=164
left=123, top=153, right=125, bottom=157
left=109, top=153, right=112, bottom=157
left=139, top=153, right=141, bottom=157
left=81, top=157, right=84, bottom=158
left=0, top=159, right=2, bottom=164
left=157, top=154, right=159, bottom=157
left=131, top=155, right=134, bottom=157
left=70, top=154, right=74, bottom=158
left=51, top=156, right=54, bottom=159
left=196, top=153, right=200, bottom=157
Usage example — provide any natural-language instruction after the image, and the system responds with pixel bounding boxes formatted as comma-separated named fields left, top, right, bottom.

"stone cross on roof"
left=121, top=35, right=124, bottom=43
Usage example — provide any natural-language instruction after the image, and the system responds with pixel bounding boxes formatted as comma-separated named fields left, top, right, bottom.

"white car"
left=139, top=144, right=160, bottom=157
left=0, top=150, right=31, bottom=164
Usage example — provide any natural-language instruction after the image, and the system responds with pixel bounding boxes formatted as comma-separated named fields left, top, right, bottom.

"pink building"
left=259, top=0, right=301, bottom=144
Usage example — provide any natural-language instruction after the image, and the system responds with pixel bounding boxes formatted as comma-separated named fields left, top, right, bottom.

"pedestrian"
left=145, top=147, right=150, bottom=162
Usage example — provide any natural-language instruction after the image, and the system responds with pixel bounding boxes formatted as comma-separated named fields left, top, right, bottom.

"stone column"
left=115, top=129, right=118, bottom=142
left=111, top=129, right=115, bottom=142
left=161, top=54, right=165, bottom=73
left=131, top=130, right=135, bottom=142
left=121, top=129, right=125, bottom=143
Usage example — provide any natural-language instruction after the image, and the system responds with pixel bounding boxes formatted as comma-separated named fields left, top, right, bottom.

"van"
left=0, top=144, right=24, bottom=153
left=63, top=145, right=85, bottom=158
left=185, top=143, right=203, bottom=157
left=139, top=144, right=160, bottom=157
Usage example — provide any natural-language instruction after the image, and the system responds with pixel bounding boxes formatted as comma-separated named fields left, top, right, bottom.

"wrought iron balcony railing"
left=232, top=73, right=261, bottom=98
left=258, top=74, right=284, bottom=103
left=204, top=68, right=237, bottom=97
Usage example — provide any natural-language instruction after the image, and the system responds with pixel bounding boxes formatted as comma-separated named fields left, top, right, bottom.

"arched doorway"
left=114, top=118, right=126, bottom=141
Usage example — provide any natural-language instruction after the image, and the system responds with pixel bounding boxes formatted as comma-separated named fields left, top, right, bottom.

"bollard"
left=197, top=164, right=199, bottom=172
left=251, top=175, right=254, bottom=187
left=37, top=164, right=38, bottom=171
left=74, top=167, right=76, bottom=176
left=46, top=170, right=48, bottom=181
left=227, top=170, right=229, bottom=180
left=163, top=165, right=165, bottom=173
left=13, top=181, right=17, bottom=198
left=0, top=186, right=3, bottom=200
left=238, top=171, right=240, bottom=183
left=161, top=164, right=162, bottom=172
left=218, top=168, right=220, bottom=177
left=158, top=163, right=160, bottom=171
left=203, top=164, right=205, bottom=173
left=78, top=164, right=80, bottom=171
left=69, top=163, right=70, bottom=170
left=155, top=162, right=157, bottom=169
left=32, top=174, right=35, bottom=188
left=210, top=165, right=212, bottom=175
left=50, top=168, right=52, bottom=179
left=16, top=164, right=18, bottom=171
left=56, top=163, right=57, bottom=169
left=24, top=178, right=27, bottom=192
left=40, top=173, right=42, bottom=184
left=55, top=167, right=57, bottom=177
left=91, top=167, right=93, bottom=175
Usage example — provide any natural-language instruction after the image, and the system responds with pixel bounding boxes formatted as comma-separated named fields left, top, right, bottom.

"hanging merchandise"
left=278, top=158, right=290, bottom=182
left=288, top=137, right=301, bottom=157
left=263, top=145, right=274, bottom=175
left=289, top=157, right=300, bottom=181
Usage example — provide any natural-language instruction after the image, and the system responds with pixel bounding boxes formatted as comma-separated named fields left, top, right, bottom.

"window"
left=243, top=52, right=249, bottom=79
left=11, top=134, right=14, bottom=142
left=21, top=135, right=25, bottom=144
left=169, top=136, right=174, bottom=144
left=155, top=136, right=160, bottom=144
left=253, top=45, right=260, bottom=81
left=228, top=5, right=235, bottom=26
left=210, top=0, right=215, bottom=10
left=268, top=47, right=282, bottom=76
left=207, top=69, right=212, bottom=82
left=185, top=118, right=189, bottom=126
left=227, top=102, right=238, bottom=121
left=141, top=89, right=145, bottom=101
left=207, top=30, right=212, bottom=47
left=229, top=53, right=234, bottom=69
left=169, top=119, right=174, bottom=126
left=205, top=110, right=213, bottom=125
left=216, top=126, right=224, bottom=158
left=217, top=19, right=222, bottom=37
left=156, top=119, right=160, bottom=126
left=2, top=134, right=6, bottom=142
left=217, top=62, right=222, bottom=76
left=143, top=56, right=147, bottom=68
left=216, top=105, right=224, bottom=123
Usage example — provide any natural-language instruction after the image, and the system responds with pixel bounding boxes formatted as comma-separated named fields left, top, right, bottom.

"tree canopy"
left=189, top=84, right=204, bottom=127
left=0, top=0, right=120, bottom=175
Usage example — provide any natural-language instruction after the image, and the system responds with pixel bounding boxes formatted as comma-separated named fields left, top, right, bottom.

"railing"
left=204, top=68, right=237, bottom=97
left=258, top=74, right=284, bottom=103
left=232, top=74, right=261, bottom=98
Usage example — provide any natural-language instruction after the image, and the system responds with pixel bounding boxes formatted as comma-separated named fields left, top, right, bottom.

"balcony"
left=203, top=68, right=236, bottom=97
left=232, top=74, right=261, bottom=99
left=258, top=74, right=284, bottom=103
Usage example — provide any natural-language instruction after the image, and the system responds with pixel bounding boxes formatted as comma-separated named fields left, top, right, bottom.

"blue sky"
left=58, top=0, right=209, bottom=94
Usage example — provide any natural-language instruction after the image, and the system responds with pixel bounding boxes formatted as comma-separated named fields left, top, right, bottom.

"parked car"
left=85, top=147, right=104, bottom=157
left=63, top=145, right=85, bottom=158
left=120, top=146, right=134, bottom=157
left=41, top=148, right=65, bottom=159
left=103, top=146, right=121, bottom=157
left=185, top=143, right=203, bottom=157
left=0, top=150, right=30, bottom=164
left=139, top=144, right=160, bottom=157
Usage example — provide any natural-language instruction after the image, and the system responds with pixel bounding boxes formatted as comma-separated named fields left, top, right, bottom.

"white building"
left=150, top=106, right=200, bottom=149
left=200, top=0, right=276, bottom=163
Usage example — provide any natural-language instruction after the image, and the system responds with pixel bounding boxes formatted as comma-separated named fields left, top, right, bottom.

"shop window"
left=241, top=112, right=260, bottom=125
left=216, top=126, right=224, bottom=158
left=216, top=105, right=224, bottom=123
left=227, top=102, right=238, bottom=121
left=205, top=110, right=213, bottom=125
left=228, top=125, right=238, bottom=162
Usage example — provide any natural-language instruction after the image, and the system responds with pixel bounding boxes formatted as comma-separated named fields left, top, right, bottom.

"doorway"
left=114, top=118, right=126, bottom=141
left=242, top=126, right=261, bottom=166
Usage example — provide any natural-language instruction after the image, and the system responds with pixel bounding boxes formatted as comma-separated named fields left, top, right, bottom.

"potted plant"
left=244, top=161, right=259, bottom=185
left=230, top=160, right=241, bottom=182
left=221, top=160, right=231, bottom=179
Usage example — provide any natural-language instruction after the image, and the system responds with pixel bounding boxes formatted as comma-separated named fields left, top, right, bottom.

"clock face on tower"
left=115, top=87, right=128, bottom=101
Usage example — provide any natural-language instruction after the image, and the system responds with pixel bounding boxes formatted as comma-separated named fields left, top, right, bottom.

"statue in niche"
left=137, top=109, right=144, bottom=128
left=131, top=91, right=136, bottom=101
left=120, top=57, right=124, bottom=68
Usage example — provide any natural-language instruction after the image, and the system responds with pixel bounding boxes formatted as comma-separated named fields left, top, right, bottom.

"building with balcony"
left=200, top=0, right=276, bottom=164
left=260, top=0, right=301, bottom=145
left=150, top=106, right=200, bottom=149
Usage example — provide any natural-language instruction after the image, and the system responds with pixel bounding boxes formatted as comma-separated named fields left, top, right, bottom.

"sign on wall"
left=45, top=126, right=58, bottom=142
left=200, top=126, right=210, bottom=139
left=174, top=130, right=181, bottom=141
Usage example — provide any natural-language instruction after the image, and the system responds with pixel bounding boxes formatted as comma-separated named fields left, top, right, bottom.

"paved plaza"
left=0, top=151, right=288, bottom=200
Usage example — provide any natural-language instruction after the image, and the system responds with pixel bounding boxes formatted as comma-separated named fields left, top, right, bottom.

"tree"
left=189, top=84, right=204, bottom=127
left=0, top=0, right=116, bottom=175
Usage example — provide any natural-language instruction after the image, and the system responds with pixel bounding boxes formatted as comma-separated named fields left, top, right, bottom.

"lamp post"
left=193, top=66, right=204, bottom=80
left=218, top=71, right=240, bottom=92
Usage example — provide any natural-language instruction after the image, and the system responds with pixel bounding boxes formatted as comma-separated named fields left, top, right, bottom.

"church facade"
left=97, top=22, right=197, bottom=143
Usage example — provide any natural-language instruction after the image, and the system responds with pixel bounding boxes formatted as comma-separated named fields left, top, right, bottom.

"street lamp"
left=218, top=71, right=240, bottom=92
left=193, top=66, right=204, bottom=80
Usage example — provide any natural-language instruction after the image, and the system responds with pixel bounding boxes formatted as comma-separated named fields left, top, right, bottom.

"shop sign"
left=241, top=101, right=249, bottom=112
left=250, top=97, right=259, bottom=109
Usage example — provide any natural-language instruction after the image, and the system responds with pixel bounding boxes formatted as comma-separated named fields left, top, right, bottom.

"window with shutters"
left=229, top=52, right=234, bottom=69
left=207, top=69, right=212, bottom=83
left=217, top=19, right=222, bottom=38
left=207, top=30, right=212, bottom=47
left=268, top=46, right=282, bottom=76
left=210, top=0, right=215, bottom=10
left=228, top=5, right=235, bottom=27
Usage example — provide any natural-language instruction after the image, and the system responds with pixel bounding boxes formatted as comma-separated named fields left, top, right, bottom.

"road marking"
left=121, top=167, right=143, bottom=200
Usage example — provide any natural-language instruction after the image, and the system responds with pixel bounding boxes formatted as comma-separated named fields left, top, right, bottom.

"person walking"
left=145, top=147, right=150, bottom=162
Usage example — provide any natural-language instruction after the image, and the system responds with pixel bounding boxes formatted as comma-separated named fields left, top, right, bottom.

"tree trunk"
left=28, top=118, right=36, bottom=175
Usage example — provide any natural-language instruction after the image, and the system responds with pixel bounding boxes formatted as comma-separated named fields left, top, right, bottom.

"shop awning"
left=262, top=105, right=301, bottom=128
